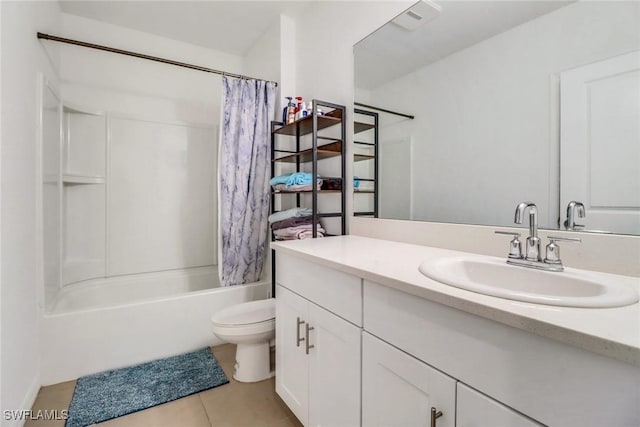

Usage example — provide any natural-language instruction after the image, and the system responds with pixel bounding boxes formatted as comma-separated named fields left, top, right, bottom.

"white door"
left=275, top=285, right=309, bottom=425
left=457, top=383, right=543, bottom=427
left=362, top=332, right=456, bottom=427
left=560, top=50, right=640, bottom=234
left=308, top=303, right=361, bottom=427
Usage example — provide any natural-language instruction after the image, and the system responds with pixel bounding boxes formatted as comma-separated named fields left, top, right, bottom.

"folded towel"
left=268, top=207, right=313, bottom=223
left=298, top=230, right=324, bottom=239
left=271, top=215, right=314, bottom=231
left=276, top=230, right=325, bottom=240
left=270, top=172, right=317, bottom=187
left=286, top=172, right=314, bottom=186
left=269, top=173, right=294, bottom=186
left=273, top=180, right=322, bottom=192
left=274, top=224, right=325, bottom=240
left=353, top=176, right=360, bottom=189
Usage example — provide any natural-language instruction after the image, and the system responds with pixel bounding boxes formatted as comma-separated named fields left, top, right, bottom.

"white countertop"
left=271, top=235, right=640, bottom=366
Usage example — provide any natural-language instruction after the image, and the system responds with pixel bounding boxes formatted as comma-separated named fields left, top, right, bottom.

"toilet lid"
left=211, top=298, right=275, bottom=326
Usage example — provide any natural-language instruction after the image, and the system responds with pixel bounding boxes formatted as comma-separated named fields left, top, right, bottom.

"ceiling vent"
left=392, top=1, right=442, bottom=31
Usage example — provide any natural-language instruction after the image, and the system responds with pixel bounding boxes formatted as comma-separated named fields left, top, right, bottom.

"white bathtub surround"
left=218, top=76, right=276, bottom=286
left=40, top=272, right=269, bottom=385
left=272, top=236, right=640, bottom=365
left=272, top=237, right=640, bottom=426
left=49, top=266, right=217, bottom=314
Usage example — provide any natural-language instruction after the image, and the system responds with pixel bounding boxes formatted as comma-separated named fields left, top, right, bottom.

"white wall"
left=244, top=18, right=281, bottom=90
left=291, top=1, right=414, bottom=231
left=1, top=0, right=61, bottom=423
left=367, top=1, right=640, bottom=229
left=59, top=12, right=244, bottom=124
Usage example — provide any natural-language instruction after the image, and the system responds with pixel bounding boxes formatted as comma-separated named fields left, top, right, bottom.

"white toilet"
left=211, top=298, right=276, bottom=382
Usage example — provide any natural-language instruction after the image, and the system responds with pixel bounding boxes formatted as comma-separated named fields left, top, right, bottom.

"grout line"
left=197, top=393, right=214, bottom=427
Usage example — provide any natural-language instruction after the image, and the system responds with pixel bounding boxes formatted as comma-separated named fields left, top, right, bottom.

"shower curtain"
left=219, top=76, right=276, bottom=286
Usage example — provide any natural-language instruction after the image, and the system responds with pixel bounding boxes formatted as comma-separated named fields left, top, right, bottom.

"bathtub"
left=40, top=266, right=270, bottom=385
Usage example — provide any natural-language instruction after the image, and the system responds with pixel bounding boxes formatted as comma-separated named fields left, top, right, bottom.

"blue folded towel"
left=353, top=176, right=360, bottom=189
left=268, top=207, right=313, bottom=223
left=269, top=173, right=293, bottom=186
left=286, top=172, right=313, bottom=186
left=270, top=173, right=315, bottom=188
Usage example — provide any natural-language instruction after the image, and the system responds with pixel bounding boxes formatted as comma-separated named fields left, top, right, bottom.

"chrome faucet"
left=564, top=201, right=585, bottom=230
left=495, top=202, right=581, bottom=272
left=514, top=202, right=540, bottom=261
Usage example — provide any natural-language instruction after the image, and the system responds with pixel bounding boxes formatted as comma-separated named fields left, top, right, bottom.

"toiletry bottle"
left=306, top=101, right=313, bottom=116
left=295, top=96, right=303, bottom=120
left=283, top=97, right=293, bottom=123
left=286, top=98, right=296, bottom=124
left=287, top=97, right=298, bottom=124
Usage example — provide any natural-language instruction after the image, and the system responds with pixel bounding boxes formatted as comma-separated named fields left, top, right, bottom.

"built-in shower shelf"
left=63, top=174, right=105, bottom=185
left=63, top=103, right=104, bottom=116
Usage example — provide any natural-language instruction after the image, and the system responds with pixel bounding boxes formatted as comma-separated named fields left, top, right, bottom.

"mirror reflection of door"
left=560, top=50, right=640, bottom=235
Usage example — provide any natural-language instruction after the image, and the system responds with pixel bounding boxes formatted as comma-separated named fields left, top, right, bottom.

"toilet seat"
left=211, top=298, right=275, bottom=327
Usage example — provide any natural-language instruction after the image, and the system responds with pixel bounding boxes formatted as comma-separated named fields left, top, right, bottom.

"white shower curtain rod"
left=37, top=32, right=279, bottom=87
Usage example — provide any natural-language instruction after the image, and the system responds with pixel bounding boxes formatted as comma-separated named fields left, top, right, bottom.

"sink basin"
left=418, top=256, right=639, bottom=308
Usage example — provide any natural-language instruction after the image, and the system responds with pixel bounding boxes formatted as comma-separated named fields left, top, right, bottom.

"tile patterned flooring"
left=26, top=344, right=301, bottom=427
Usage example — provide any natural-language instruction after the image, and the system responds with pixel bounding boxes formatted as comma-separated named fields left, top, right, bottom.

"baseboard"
left=4, top=374, right=41, bottom=427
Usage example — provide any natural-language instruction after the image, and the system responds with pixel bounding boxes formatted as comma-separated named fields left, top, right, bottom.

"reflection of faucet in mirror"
left=564, top=201, right=585, bottom=231
left=514, top=202, right=540, bottom=261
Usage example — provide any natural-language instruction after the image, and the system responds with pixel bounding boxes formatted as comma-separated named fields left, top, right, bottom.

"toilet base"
left=233, top=341, right=272, bottom=382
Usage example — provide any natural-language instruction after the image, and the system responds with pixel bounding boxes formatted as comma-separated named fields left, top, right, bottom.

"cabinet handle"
left=305, top=323, right=315, bottom=354
left=296, top=317, right=305, bottom=347
left=430, top=407, right=443, bottom=427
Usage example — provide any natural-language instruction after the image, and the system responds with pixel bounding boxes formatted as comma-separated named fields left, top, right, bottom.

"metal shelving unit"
left=270, top=100, right=347, bottom=296
left=353, top=108, right=379, bottom=218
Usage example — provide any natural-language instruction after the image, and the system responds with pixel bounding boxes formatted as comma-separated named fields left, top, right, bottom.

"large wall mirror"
left=353, top=0, right=640, bottom=235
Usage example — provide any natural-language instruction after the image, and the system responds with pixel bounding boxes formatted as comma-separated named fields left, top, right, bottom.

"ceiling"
left=355, top=1, right=574, bottom=90
left=59, top=1, right=311, bottom=56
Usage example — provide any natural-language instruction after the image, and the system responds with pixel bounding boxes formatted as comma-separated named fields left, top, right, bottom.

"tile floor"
left=26, top=344, right=301, bottom=427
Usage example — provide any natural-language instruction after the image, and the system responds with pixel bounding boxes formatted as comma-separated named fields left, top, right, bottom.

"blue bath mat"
left=65, top=348, right=228, bottom=427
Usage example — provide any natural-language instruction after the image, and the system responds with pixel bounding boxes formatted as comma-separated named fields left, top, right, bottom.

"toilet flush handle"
left=296, top=317, right=305, bottom=347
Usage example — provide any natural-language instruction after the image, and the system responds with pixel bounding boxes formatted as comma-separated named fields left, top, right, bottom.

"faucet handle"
left=544, top=236, right=581, bottom=265
left=494, top=231, right=522, bottom=259
left=547, top=236, right=582, bottom=243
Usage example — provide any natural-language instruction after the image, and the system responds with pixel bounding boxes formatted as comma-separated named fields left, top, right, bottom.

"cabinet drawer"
left=363, top=280, right=640, bottom=427
left=276, top=253, right=362, bottom=326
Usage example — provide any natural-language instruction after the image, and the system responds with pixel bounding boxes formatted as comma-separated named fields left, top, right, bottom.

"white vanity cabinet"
left=275, top=284, right=309, bottom=422
left=362, top=332, right=456, bottom=427
left=275, top=254, right=362, bottom=427
left=273, top=245, right=639, bottom=427
left=456, top=384, right=542, bottom=427
left=364, top=280, right=639, bottom=427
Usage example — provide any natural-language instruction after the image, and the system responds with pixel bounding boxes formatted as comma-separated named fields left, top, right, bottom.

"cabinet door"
left=457, top=383, right=543, bottom=427
left=362, top=332, right=456, bottom=427
left=275, top=285, right=309, bottom=425
left=308, top=302, right=361, bottom=427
